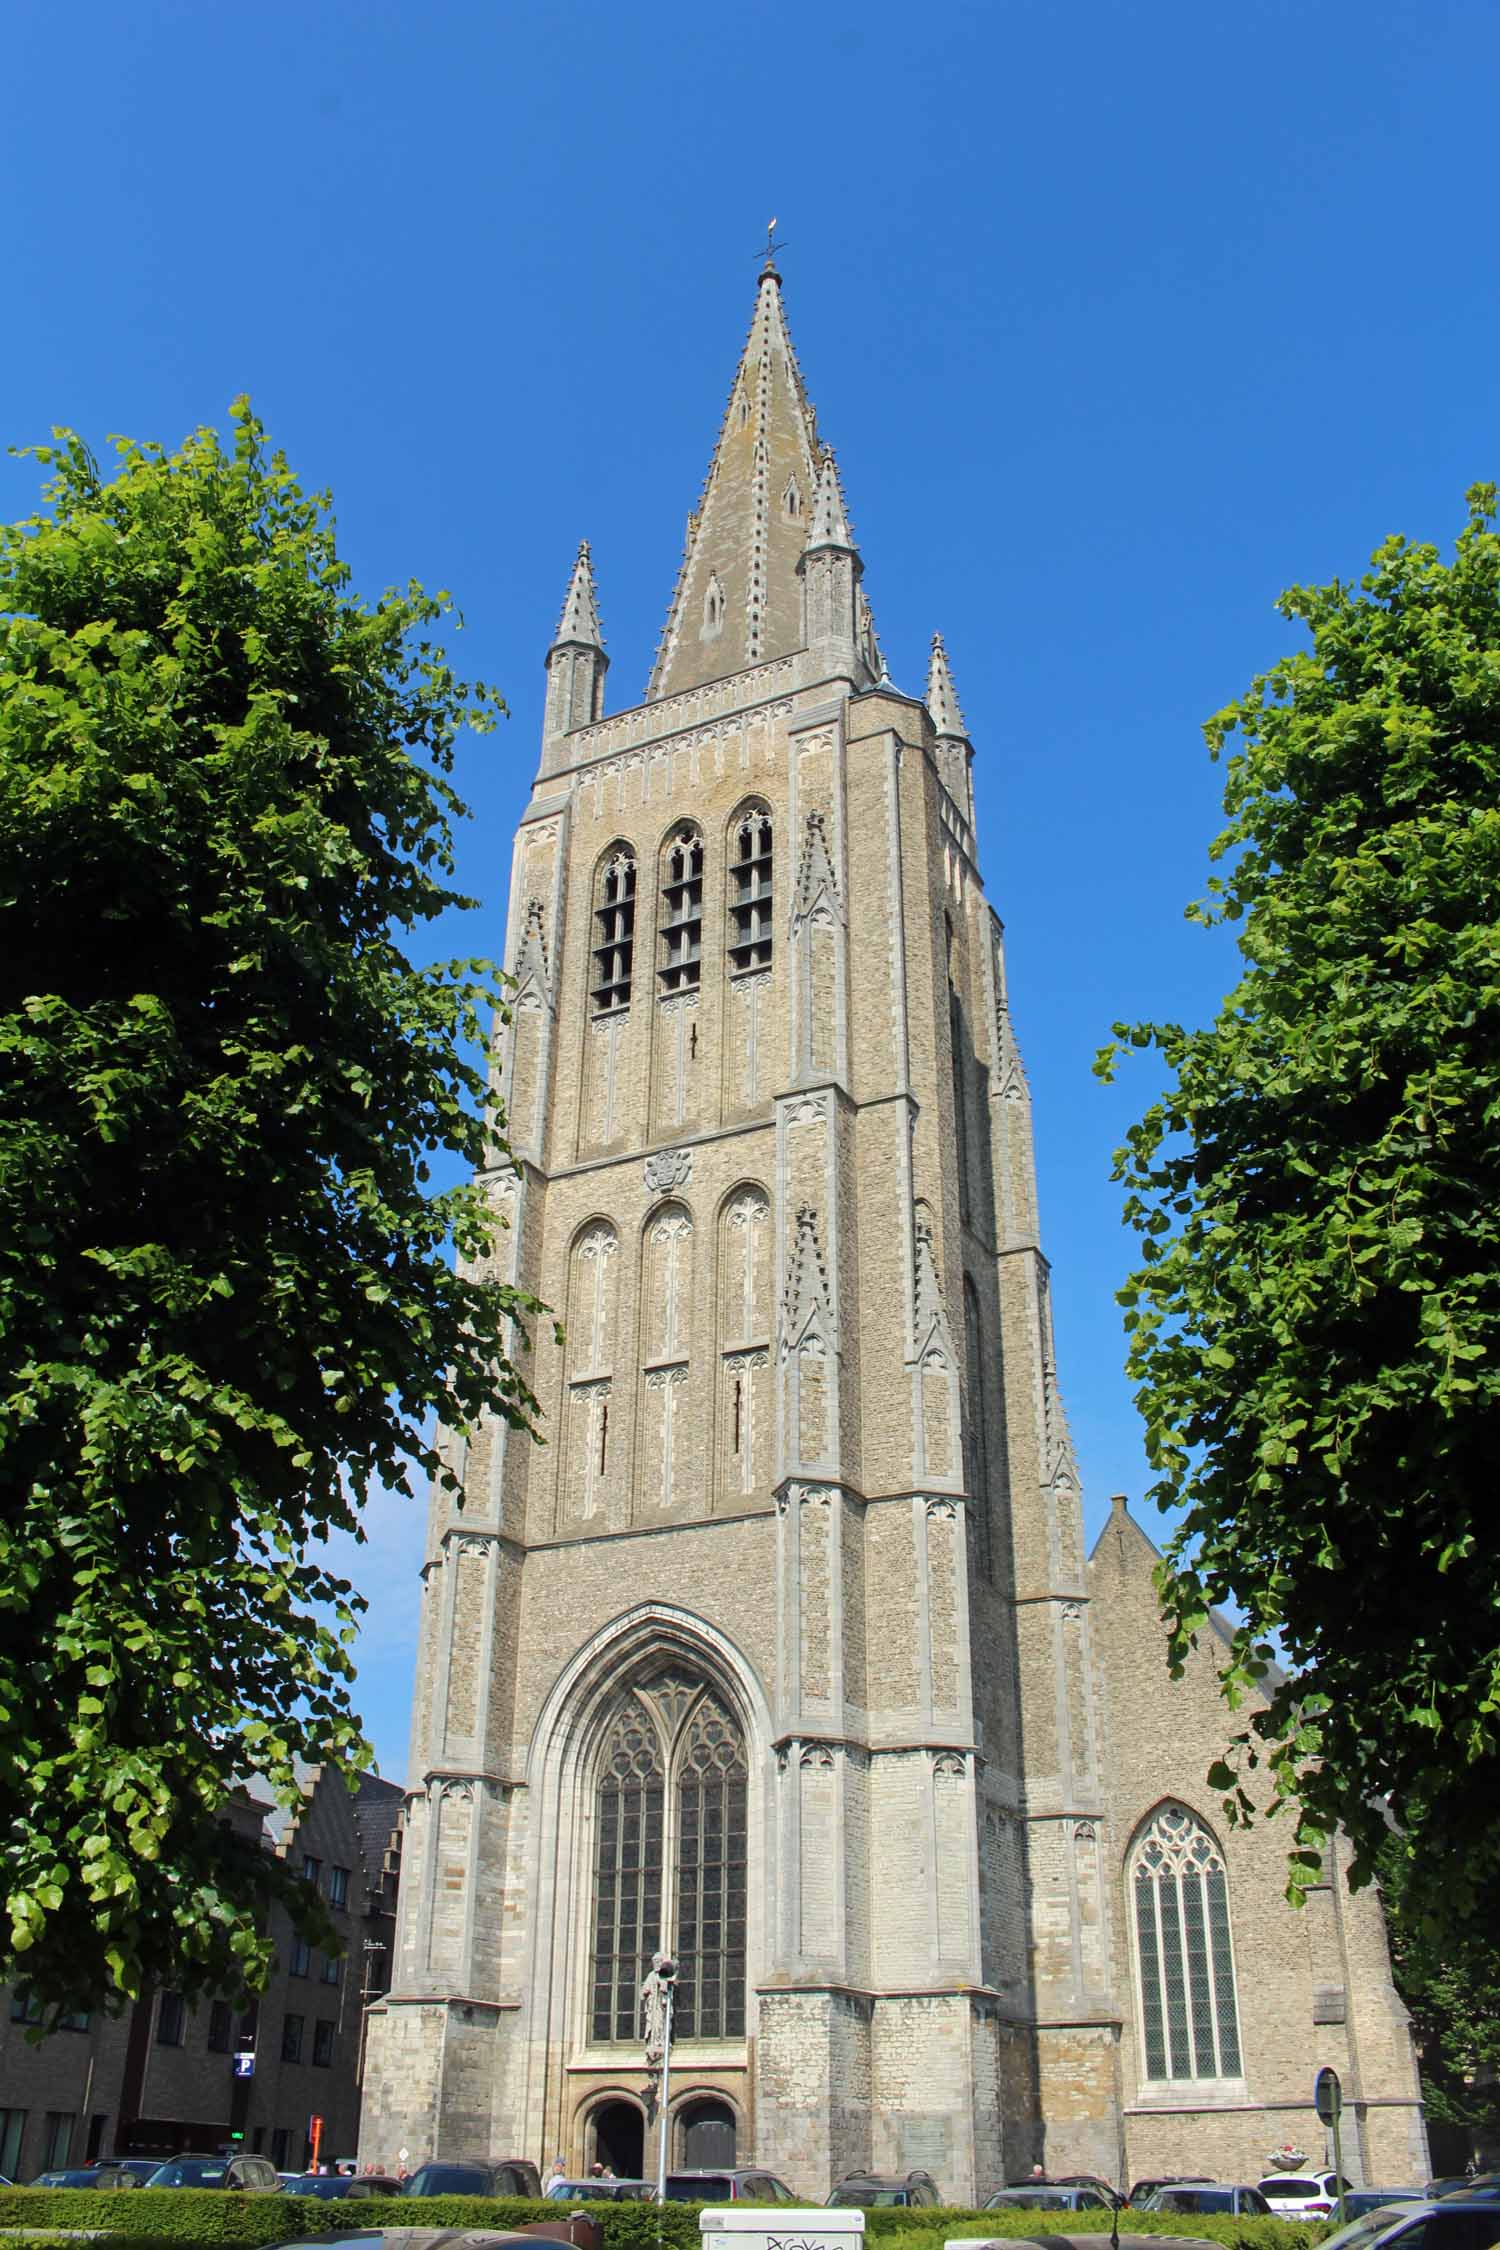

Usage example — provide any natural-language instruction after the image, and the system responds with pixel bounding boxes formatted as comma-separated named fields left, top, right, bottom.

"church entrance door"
left=678, top=2099, right=735, bottom=2169
left=590, top=2100, right=644, bottom=2179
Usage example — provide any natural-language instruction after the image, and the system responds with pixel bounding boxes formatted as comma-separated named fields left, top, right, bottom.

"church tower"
left=361, top=261, right=1122, bottom=2197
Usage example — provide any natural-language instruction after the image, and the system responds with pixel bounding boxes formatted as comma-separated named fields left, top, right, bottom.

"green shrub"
left=0, top=2190, right=709, bottom=2248
left=874, top=2214, right=1333, bottom=2250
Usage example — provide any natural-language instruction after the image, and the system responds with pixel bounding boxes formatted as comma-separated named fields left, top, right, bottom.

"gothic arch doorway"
left=677, top=2096, right=736, bottom=2169
left=589, top=2099, right=644, bottom=2179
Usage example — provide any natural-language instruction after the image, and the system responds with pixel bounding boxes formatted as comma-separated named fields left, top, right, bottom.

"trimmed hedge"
left=0, top=2192, right=1336, bottom=2250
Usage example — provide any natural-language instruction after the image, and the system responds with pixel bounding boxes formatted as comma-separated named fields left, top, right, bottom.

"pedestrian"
left=591, top=2162, right=605, bottom=2178
left=545, top=2158, right=569, bottom=2198
left=1030, top=2164, right=1047, bottom=2182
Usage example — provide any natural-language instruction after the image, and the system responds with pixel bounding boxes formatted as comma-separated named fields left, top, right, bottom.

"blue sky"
left=8, top=0, right=1496, bottom=1778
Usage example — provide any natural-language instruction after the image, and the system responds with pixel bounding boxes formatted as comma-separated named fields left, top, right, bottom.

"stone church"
left=360, top=264, right=1426, bottom=2198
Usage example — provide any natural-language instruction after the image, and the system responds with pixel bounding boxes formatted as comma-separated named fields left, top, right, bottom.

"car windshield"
left=145, top=2161, right=230, bottom=2188
left=1320, top=2211, right=1433, bottom=2250
left=665, top=2176, right=733, bottom=2202
left=284, top=2177, right=353, bottom=2197
left=1263, top=2178, right=1324, bottom=2195
left=830, top=2188, right=909, bottom=2206
left=404, top=2167, right=487, bottom=2195
left=990, top=2191, right=1074, bottom=2210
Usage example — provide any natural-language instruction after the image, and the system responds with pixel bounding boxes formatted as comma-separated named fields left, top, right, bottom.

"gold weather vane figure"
left=760, top=217, right=787, bottom=267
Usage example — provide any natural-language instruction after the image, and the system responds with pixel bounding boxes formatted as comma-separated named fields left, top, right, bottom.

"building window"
left=0, top=2112, right=25, bottom=2178
left=320, top=1953, right=341, bottom=1987
left=588, top=1667, right=748, bottom=2045
left=58, top=2010, right=89, bottom=2033
left=592, top=847, right=637, bottom=1014
left=281, top=2013, right=304, bottom=2064
left=43, top=2113, right=74, bottom=2168
left=270, top=2127, right=289, bottom=2171
left=302, top=1855, right=322, bottom=1889
left=1131, top=1803, right=1243, bottom=2083
left=591, top=1695, right=664, bottom=2043
left=312, top=2020, right=335, bottom=2068
left=659, top=826, right=704, bottom=994
left=290, top=1938, right=311, bottom=1978
left=9, top=1993, right=40, bottom=2026
left=156, top=1992, right=185, bottom=2047
left=675, top=1693, right=748, bottom=2040
left=727, top=807, right=773, bottom=974
left=207, top=2001, right=234, bottom=2053
left=328, top=1865, right=350, bottom=1909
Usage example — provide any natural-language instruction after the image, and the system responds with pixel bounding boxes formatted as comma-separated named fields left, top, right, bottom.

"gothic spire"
left=551, top=539, right=605, bottom=653
left=647, top=268, right=877, bottom=701
left=541, top=540, right=608, bottom=764
left=804, top=445, right=854, bottom=553
left=926, top=632, right=968, bottom=740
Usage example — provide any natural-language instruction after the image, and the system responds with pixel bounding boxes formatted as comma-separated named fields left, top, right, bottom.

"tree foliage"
left=1099, top=484, right=1500, bottom=1936
left=1380, top=1837, right=1500, bottom=2137
left=0, top=402, right=541, bottom=2014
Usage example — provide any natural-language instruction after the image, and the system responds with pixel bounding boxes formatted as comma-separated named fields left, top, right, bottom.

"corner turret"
left=541, top=541, right=608, bottom=772
left=797, top=447, right=868, bottom=688
left=927, top=631, right=976, bottom=827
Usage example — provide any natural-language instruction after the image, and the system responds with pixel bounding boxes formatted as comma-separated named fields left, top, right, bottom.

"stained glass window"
left=1132, top=1803, right=1242, bottom=2081
left=588, top=1672, right=748, bottom=2046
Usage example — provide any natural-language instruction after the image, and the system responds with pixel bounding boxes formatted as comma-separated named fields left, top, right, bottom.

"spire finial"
left=551, top=538, right=605, bottom=652
left=927, top=631, right=969, bottom=739
left=758, top=216, right=787, bottom=279
left=804, top=444, right=855, bottom=553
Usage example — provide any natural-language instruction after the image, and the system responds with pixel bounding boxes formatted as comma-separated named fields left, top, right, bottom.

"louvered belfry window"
left=588, top=1671, right=748, bottom=2046
left=659, top=827, right=704, bottom=993
left=592, top=848, right=637, bottom=1013
left=1132, top=1803, right=1243, bottom=2082
left=727, top=808, right=773, bottom=973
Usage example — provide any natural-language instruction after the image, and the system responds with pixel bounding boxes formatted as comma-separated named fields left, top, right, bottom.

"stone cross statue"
left=640, top=1951, right=672, bottom=2066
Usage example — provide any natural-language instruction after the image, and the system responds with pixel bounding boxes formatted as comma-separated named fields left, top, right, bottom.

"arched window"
left=1131, top=1803, right=1243, bottom=2083
left=592, top=848, right=636, bottom=1014
left=727, top=806, right=773, bottom=974
left=589, top=1668, right=749, bottom=2045
left=659, top=826, right=704, bottom=994
left=591, top=1696, right=663, bottom=2043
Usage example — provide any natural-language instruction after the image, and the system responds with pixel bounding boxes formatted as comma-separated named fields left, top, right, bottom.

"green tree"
left=1380, top=1838, right=1500, bottom=2146
left=1099, top=484, right=1500, bottom=1937
left=0, top=402, right=541, bottom=2015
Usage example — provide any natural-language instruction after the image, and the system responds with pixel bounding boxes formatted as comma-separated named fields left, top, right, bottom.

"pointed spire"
left=551, top=539, right=604, bottom=652
left=927, top=633, right=968, bottom=739
left=647, top=269, right=881, bottom=701
left=804, top=445, right=854, bottom=553
left=541, top=540, right=608, bottom=766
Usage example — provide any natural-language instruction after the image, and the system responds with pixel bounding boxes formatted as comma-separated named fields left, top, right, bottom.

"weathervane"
left=760, top=216, right=787, bottom=268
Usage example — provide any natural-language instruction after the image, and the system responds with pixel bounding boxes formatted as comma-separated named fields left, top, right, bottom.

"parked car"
left=1259, top=2170, right=1353, bottom=2218
left=28, top=2166, right=142, bottom=2189
left=282, top=2176, right=407, bottom=2200
left=402, top=2160, right=542, bottom=2199
left=827, top=2171, right=941, bottom=2208
left=1128, top=2176, right=1214, bottom=2205
left=1319, top=2203, right=1438, bottom=2250
left=1042, top=2174, right=1123, bottom=2207
left=91, top=2159, right=161, bottom=2185
left=142, top=2154, right=282, bottom=2193
left=544, top=2179, right=656, bottom=2202
left=1138, top=2185, right=1272, bottom=2216
left=1314, top=2198, right=1500, bottom=2250
left=1345, top=2193, right=1427, bottom=2219
left=1431, top=2182, right=1500, bottom=2201
left=663, top=2170, right=800, bottom=2203
left=983, top=2186, right=1115, bottom=2212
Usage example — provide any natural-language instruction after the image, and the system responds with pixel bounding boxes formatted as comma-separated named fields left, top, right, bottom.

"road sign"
left=233, top=2051, right=255, bottom=2079
left=1315, top=2066, right=1343, bottom=2123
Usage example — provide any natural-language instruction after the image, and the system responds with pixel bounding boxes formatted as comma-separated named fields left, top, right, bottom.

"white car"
left=1258, top=2172, right=1352, bottom=2219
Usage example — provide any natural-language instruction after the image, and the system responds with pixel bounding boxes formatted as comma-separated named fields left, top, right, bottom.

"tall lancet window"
left=659, top=826, right=704, bottom=994
left=727, top=804, right=773, bottom=974
left=590, top=1696, right=664, bottom=2043
left=588, top=1669, right=748, bottom=2045
left=1131, top=1803, right=1243, bottom=2084
left=592, top=847, right=637, bottom=1014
